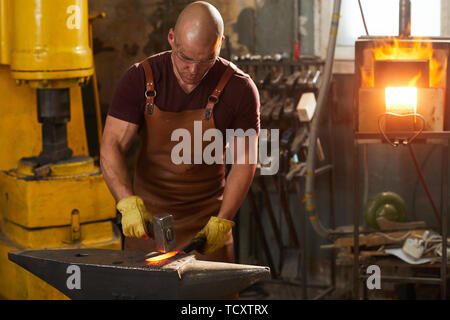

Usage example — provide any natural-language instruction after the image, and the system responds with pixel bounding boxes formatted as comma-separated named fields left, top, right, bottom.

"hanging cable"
left=407, top=143, right=442, bottom=225
left=377, top=112, right=425, bottom=147
left=358, top=0, right=370, bottom=36
left=411, top=145, right=437, bottom=221
left=374, top=231, right=412, bottom=242
left=376, top=111, right=441, bottom=225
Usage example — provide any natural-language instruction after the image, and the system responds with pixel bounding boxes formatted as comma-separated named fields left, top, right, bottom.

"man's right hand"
left=116, top=195, right=153, bottom=238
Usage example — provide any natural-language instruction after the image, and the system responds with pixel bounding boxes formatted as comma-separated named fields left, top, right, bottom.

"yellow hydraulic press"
left=0, top=0, right=121, bottom=299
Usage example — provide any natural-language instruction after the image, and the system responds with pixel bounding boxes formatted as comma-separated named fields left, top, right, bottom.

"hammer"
left=116, top=212, right=176, bottom=253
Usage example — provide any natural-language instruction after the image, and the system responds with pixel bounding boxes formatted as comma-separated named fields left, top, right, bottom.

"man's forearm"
left=217, top=163, right=256, bottom=221
left=100, top=145, right=134, bottom=202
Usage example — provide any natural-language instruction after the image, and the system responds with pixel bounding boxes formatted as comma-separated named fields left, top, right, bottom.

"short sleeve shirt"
left=108, top=51, right=260, bottom=136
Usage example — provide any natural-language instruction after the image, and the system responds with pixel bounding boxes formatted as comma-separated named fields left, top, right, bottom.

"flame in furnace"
left=407, top=72, right=422, bottom=87
left=360, top=37, right=447, bottom=88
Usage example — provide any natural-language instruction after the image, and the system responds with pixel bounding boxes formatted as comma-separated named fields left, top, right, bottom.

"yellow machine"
left=0, top=0, right=121, bottom=299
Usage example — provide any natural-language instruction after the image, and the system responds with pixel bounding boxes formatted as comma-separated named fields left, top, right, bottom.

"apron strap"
left=140, top=59, right=156, bottom=115
left=204, top=62, right=237, bottom=120
left=140, top=58, right=237, bottom=118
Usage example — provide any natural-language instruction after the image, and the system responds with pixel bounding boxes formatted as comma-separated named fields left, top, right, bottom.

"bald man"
left=101, top=1, right=260, bottom=264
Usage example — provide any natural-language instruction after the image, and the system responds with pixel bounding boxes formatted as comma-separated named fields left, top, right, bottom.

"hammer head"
left=152, top=213, right=176, bottom=253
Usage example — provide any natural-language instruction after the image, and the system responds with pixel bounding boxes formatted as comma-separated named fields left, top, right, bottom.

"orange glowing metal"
left=145, top=250, right=179, bottom=264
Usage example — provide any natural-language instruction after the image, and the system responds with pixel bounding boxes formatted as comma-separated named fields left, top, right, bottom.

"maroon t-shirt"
left=108, top=51, right=260, bottom=136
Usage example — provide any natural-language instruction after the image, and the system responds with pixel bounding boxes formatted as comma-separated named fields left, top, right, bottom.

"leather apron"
left=125, top=58, right=237, bottom=263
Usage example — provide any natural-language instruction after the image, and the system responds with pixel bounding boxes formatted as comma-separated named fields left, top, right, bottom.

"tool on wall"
left=234, top=52, right=325, bottom=283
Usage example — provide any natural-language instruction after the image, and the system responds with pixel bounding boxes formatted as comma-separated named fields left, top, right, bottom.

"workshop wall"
left=87, top=0, right=310, bottom=119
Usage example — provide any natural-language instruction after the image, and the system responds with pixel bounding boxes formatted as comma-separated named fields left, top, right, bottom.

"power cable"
left=407, top=143, right=442, bottom=225
left=411, top=145, right=436, bottom=221
left=358, top=0, right=370, bottom=36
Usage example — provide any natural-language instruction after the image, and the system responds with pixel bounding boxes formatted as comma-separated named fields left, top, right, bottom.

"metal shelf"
left=355, top=131, right=450, bottom=145
left=352, top=130, right=449, bottom=299
left=234, top=58, right=324, bottom=67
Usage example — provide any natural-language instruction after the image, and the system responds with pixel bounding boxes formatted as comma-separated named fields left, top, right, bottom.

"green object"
left=364, top=192, right=407, bottom=230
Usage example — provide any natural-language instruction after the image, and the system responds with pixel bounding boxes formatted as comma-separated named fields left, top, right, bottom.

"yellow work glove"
left=116, top=195, right=153, bottom=238
left=194, top=216, right=235, bottom=255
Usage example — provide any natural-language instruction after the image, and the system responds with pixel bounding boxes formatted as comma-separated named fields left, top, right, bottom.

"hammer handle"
left=116, top=212, right=153, bottom=237
left=182, top=237, right=206, bottom=254
left=116, top=211, right=124, bottom=237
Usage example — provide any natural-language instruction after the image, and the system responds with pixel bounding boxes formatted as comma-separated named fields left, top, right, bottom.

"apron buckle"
left=147, top=103, right=153, bottom=114
left=145, top=89, right=157, bottom=98
left=204, top=108, right=211, bottom=120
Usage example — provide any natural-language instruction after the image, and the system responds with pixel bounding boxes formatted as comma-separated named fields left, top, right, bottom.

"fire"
left=407, top=72, right=422, bottom=87
left=361, top=37, right=447, bottom=88
left=385, top=87, right=417, bottom=114
left=145, top=251, right=179, bottom=265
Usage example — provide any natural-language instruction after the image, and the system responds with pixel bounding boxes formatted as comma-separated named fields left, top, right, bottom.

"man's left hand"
left=194, top=216, right=235, bottom=255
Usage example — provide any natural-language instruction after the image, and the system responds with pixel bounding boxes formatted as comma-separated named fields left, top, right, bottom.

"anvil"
left=8, top=249, right=270, bottom=300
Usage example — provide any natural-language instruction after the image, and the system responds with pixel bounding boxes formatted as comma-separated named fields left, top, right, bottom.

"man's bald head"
left=168, top=2, right=224, bottom=87
left=173, top=1, right=224, bottom=48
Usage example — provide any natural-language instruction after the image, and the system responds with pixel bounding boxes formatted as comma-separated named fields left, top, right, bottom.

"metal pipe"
left=304, top=0, right=341, bottom=241
left=327, top=110, right=337, bottom=290
left=440, top=144, right=448, bottom=299
left=36, top=89, right=73, bottom=165
left=360, top=275, right=442, bottom=285
left=294, top=180, right=307, bottom=299
left=362, top=144, right=369, bottom=208
left=353, top=140, right=360, bottom=299
left=399, top=0, right=411, bottom=37
left=293, top=0, right=299, bottom=43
